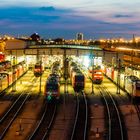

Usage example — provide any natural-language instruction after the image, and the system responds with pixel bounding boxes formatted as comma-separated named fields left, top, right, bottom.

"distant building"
left=30, top=33, right=40, bottom=41
left=5, top=39, right=26, bottom=50
left=76, top=33, right=84, bottom=40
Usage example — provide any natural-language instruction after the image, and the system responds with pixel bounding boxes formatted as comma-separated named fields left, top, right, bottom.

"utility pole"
left=129, top=35, right=135, bottom=74
left=91, top=50, right=94, bottom=94
left=12, top=56, right=16, bottom=92
left=133, top=34, right=136, bottom=48
left=63, top=49, right=67, bottom=120
left=37, top=49, right=39, bottom=63
left=39, top=59, right=42, bottom=94
left=116, top=58, right=121, bottom=94
left=23, top=49, right=27, bottom=70
left=36, top=49, right=42, bottom=94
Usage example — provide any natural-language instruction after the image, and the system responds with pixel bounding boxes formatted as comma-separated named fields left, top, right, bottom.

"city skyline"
left=0, top=0, right=140, bottom=39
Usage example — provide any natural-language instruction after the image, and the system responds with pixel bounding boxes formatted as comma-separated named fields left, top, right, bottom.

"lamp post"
left=23, top=49, right=27, bottom=71
left=37, top=50, right=42, bottom=94
left=0, top=79, right=2, bottom=91
left=63, top=49, right=67, bottom=120
left=12, top=56, right=16, bottom=92
left=39, top=60, right=42, bottom=94
left=116, top=58, right=121, bottom=94
left=90, top=51, right=94, bottom=94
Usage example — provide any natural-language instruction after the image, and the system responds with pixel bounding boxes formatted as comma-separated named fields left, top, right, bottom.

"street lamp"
left=37, top=50, right=42, bottom=94
left=12, top=56, right=16, bottom=92
left=116, top=58, right=121, bottom=94
left=90, top=51, right=94, bottom=94
left=63, top=49, right=67, bottom=120
left=39, top=60, right=42, bottom=94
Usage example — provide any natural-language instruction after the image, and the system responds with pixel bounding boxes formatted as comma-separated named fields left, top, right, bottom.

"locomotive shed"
left=0, top=42, right=140, bottom=140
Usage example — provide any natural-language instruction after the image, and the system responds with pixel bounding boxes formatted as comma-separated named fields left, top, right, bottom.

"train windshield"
left=75, top=76, right=84, bottom=81
left=94, top=71, right=102, bottom=75
left=46, top=83, right=58, bottom=91
left=35, top=65, right=41, bottom=69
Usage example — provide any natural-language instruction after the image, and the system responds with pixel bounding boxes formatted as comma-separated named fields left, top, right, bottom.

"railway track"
left=98, top=85, right=126, bottom=140
left=70, top=91, right=88, bottom=140
left=135, top=105, right=140, bottom=120
left=28, top=102, right=57, bottom=140
left=0, top=76, right=38, bottom=140
left=0, top=94, right=30, bottom=140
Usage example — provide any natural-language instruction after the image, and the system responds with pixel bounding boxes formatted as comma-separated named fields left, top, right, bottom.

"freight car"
left=104, top=66, right=140, bottom=99
left=125, top=75, right=140, bottom=97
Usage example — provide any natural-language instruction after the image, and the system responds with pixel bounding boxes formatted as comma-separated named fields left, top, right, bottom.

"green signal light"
left=47, top=95, right=52, bottom=100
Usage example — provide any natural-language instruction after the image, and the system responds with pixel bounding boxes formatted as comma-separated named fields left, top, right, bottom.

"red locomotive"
left=44, top=74, right=60, bottom=101
left=89, top=69, right=103, bottom=84
left=44, top=61, right=61, bottom=101
left=71, top=71, right=85, bottom=92
left=69, top=61, right=85, bottom=92
left=34, top=63, right=43, bottom=77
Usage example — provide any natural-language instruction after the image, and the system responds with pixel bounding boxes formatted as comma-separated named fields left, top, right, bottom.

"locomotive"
left=34, top=63, right=43, bottom=77
left=44, top=61, right=61, bottom=101
left=44, top=74, right=60, bottom=101
left=88, top=69, right=103, bottom=84
left=69, top=61, right=85, bottom=92
left=71, top=71, right=85, bottom=92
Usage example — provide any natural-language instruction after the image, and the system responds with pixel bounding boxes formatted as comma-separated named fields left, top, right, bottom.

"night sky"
left=0, top=0, right=140, bottom=39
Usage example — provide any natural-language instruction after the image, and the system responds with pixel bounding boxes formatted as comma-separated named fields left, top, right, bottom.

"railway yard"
left=0, top=66, right=140, bottom=140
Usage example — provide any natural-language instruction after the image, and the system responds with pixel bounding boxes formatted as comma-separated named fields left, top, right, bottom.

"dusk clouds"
left=0, top=0, right=139, bottom=39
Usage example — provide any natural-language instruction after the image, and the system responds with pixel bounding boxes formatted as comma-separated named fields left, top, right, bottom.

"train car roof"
left=73, top=72, right=84, bottom=76
left=47, top=78, right=58, bottom=81
left=49, top=73, right=60, bottom=77
left=47, top=74, right=60, bottom=81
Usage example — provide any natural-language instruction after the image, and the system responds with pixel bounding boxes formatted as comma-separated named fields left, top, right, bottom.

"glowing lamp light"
left=47, top=95, right=52, bottom=101
left=83, top=56, right=90, bottom=68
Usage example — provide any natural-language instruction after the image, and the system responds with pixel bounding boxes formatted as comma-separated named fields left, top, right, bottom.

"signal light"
left=47, top=95, right=52, bottom=101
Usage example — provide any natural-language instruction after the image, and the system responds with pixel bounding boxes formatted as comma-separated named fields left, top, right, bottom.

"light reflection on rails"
left=0, top=77, right=38, bottom=140
left=70, top=91, right=88, bottom=140
left=97, top=85, right=125, bottom=140
left=27, top=102, right=57, bottom=140
left=135, top=105, right=140, bottom=120
left=0, top=94, right=30, bottom=140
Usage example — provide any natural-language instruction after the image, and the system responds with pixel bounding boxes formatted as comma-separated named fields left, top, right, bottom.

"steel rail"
left=70, top=91, right=88, bottom=140
left=28, top=103, right=57, bottom=140
left=98, top=85, right=124, bottom=140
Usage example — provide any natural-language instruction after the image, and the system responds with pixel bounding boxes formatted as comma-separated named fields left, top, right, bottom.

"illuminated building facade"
left=76, top=33, right=84, bottom=40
